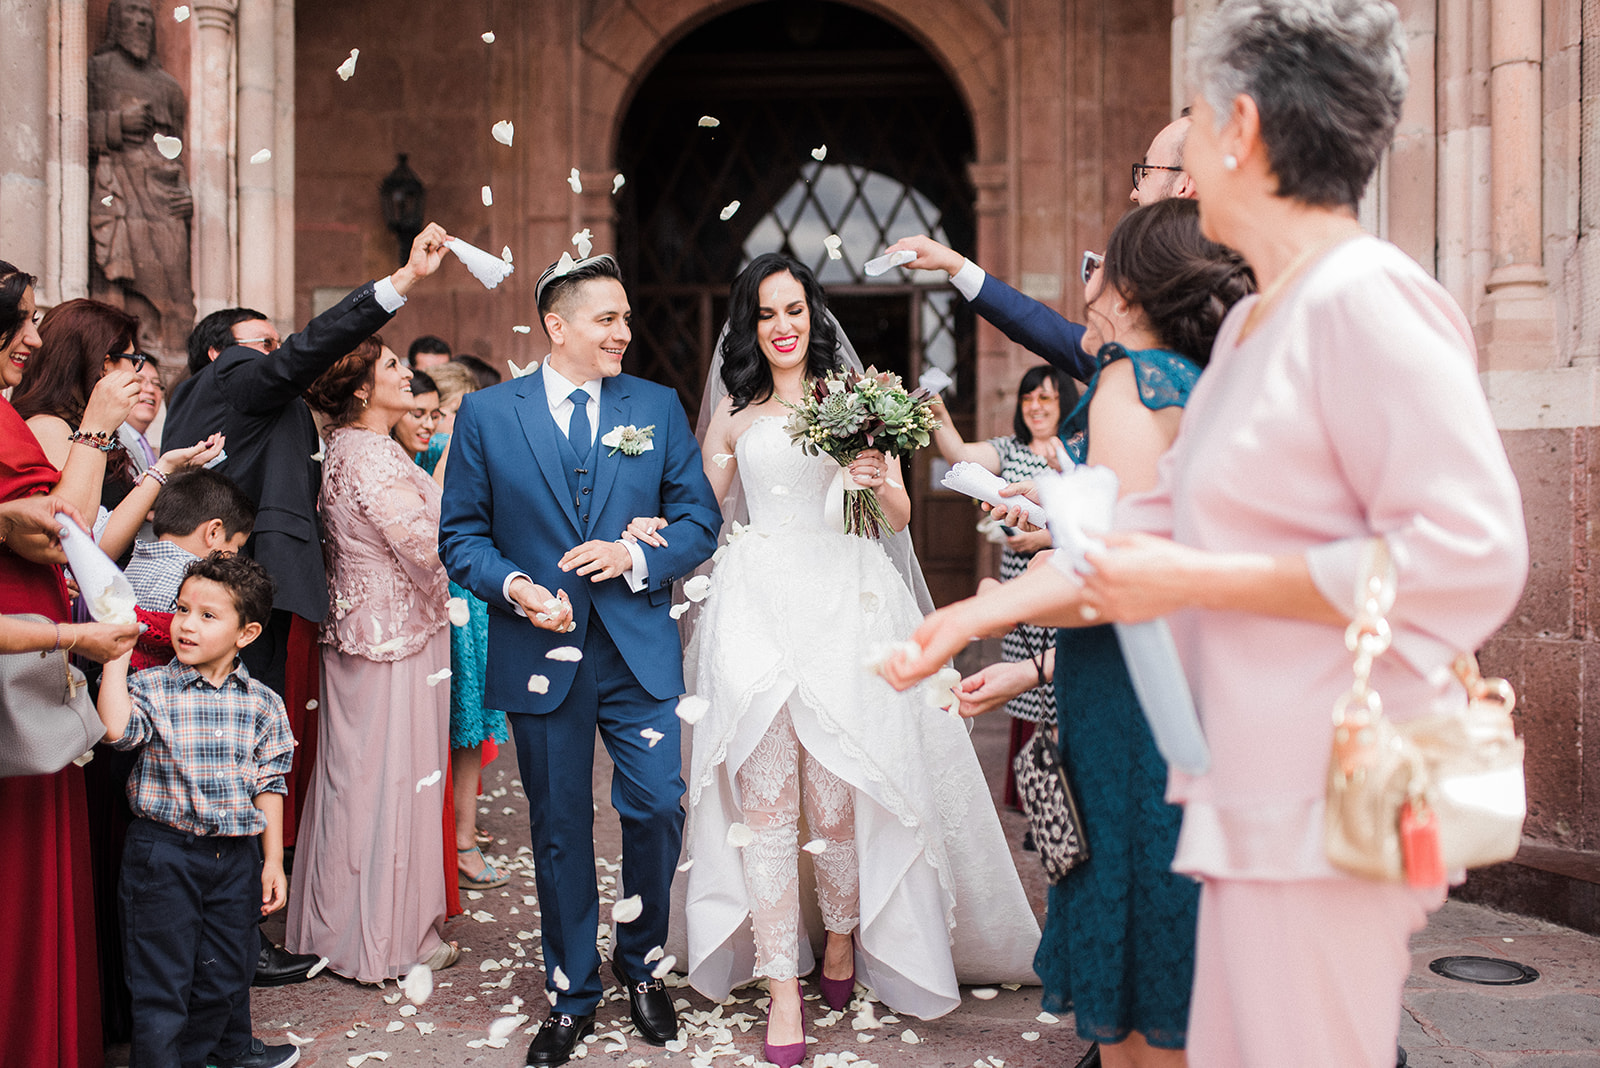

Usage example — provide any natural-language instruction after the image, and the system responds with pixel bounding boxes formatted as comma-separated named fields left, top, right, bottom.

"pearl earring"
left=1223, top=154, right=1238, bottom=171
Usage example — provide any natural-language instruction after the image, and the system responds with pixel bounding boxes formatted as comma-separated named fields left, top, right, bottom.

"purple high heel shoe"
left=818, top=950, right=856, bottom=1012
left=762, top=1005, right=808, bottom=1068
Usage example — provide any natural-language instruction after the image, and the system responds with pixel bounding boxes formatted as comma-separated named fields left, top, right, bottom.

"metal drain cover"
left=1429, top=955, right=1539, bottom=985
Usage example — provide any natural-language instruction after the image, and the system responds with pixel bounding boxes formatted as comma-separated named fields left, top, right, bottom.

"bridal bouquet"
left=782, top=368, right=940, bottom=538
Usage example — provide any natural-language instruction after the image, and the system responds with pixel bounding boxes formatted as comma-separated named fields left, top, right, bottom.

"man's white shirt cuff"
left=503, top=571, right=531, bottom=616
left=950, top=259, right=986, bottom=301
left=374, top=277, right=407, bottom=313
left=621, top=540, right=648, bottom=592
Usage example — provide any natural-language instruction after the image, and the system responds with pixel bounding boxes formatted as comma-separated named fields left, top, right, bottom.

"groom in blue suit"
left=439, top=255, right=720, bottom=1066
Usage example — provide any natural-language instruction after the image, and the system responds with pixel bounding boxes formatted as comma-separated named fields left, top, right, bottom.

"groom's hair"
left=536, top=254, right=623, bottom=337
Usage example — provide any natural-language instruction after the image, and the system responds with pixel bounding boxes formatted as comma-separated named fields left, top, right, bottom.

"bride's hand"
left=955, top=660, right=1038, bottom=718
left=623, top=516, right=668, bottom=548
left=848, top=449, right=888, bottom=489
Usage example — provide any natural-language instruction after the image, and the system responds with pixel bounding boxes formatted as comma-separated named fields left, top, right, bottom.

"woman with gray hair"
left=883, top=1, right=1528, bottom=1065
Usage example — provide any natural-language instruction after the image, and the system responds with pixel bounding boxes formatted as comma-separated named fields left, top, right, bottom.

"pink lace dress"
left=285, top=426, right=452, bottom=981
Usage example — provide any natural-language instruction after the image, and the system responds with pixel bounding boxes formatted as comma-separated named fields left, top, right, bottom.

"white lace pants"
left=735, top=706, right=861, bottom=981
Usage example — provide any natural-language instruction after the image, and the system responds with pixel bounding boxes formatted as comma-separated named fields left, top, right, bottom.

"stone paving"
left=108, top=710, right=1600, bottom=1067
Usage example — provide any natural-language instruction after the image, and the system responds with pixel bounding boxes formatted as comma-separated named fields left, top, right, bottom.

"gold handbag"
left=1323, top=540, right=1526, bottom=885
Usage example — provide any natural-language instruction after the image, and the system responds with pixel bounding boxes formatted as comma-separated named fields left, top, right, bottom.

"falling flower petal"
left=645, top=945, right=665, bottom=963
left=812, top=145, right=827, bottom=161
left=481, top=30, right=496, bottom=42
left=153, top=134, right=182, bottom=159
left=925, top=666, right=961, bottom=710
left=101, top=195, right=114, bottom=206
left=492, top=120, right=514, bottom=145
left=676, top=695, right=709, bottom=724
left=827, top=246, right=843, bottom=261
left=726, top=823, right=755, bottom=848
left=173, top=5, right=190, bottom=20
left=307, top=956, right=330, bottom=978
left=572, top=228, right=594, bottom=258
left=711, top=453, right=734, bottom=469
left=669, top=602, right=691, bottom=620
left=546, top=646, right=582, bottom=662
left=567, top=168, right=582, bottom=193
left=970, top=987, right=998, bottom=1000
left=527, top=674, right=550, bottom=694
left=824, top=233, right=843, bottom=249
left=698, top=115, right=720, bottom=127
left=426, top=668, right=452, bottom=687
left=552, top=966, right=570, bottom=990
left=482, top=186, right=493, bottom=206
left=719, top=200, right=740, bottom=221
left=310, top=449, right=325, bottom=462
left=612, top=895, right=643, bottom=924
left=371, top=635, right=406, bottom=655
left=612, top=173, right=626, bottom=194
left=651, top=954, right=676, bottom=979
left=676, top=857, right=695, bottom=872
left=801, top=839, right=828, bottom=855
left=250, top=148, right=272, bottom=165
left=683, top=575, right=712, bottom=602
left=640, top=727, right=665, bottom=748
left=1036, top=1011, right=1060, bottom=1024
left=402, top=963, right=433, bottom=1004
left=306, top=699, right=319, bottom=711
left=853, top=1001, right=881, bottom=1030
left=488, top=1016, right=521, bottom=1040
left=415, top=769, right=442, bottom=792
left=336, top=49, right=358, bottom=81
left=447, top=597, right=470, bottom=627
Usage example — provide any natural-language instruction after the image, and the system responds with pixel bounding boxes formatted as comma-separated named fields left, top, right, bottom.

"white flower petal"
left=640, top=727, right=665, bottom=748
left=488, top=1016, right=522, bottom=1040
left=900, top=1030, right=919, bottom=1044
left=827, top=246, right=843, bottom=261
left=414, top=769, right=442, bottom=792
left=402, top=963, right=433, bottom=1004
left=250, top=148, right=272, bottom=165
left=812, top=145, right=827, bottom=161
left=726, top=823, right=755, bottom=848
left=482, top=186, right=494, bottom=206
left=101, top=195, right=114, bottom=206
left=552, top=965, right=571, bottom=990
left=719, top=200, right=740, bottom=221
left=306, top=955, right=330, bottom=978
left=1022, top=1032, right=1040, bottom=1041
left=371, top=635, right=406, bottom=655
left=492, top=120, right=514, bottom=146
left=425, top=668, right=452, bottom=687
left=306, top=699, right=319, bottom=711
left=852, top=1002, right=881, bottom=1030
left=711, top=453, right=734, bottom=469
left=801, top=839, right=828, bottom=855
left=546, top=646, right=583, bottom=662
left=336, top=49, right=358, bottom=81
left=285, top=1031, right=313, bottom=1046
left=651, top=954, right=676, bottom=979
left=683, top=575, right=712, bottom=602
left=924, top=666, right=961, bottom=710
left=698, top=115, right=720, bottom=127
left=612, top=895, right=643, bottom=924
left=1036, top=1011, right=1059, bottom=1024
left=173, top=5, right=191, bottom=21
left=481, top=30, right=496, bottom=42
left=153, top=134, right=183, bottom=159
left=572, top=228, right=594, bottom=258
left=385, top=1021, right=404, bottom=1032
left=567, top=168, right=582, bottom=194
left=612, top=174, right=626, bottom=194
left=669, top=602, right=691, bottom=620
left=415, top=1021, right=435, bottom=1035
left=969, top=987, right=997, bottom=1000
left=480, top=959, right=502, bottom=972
left=676, top=858, right=694, bottom=872
left=502, top=245, right=514, bottom=264
left=676, top=695, right=709, bottom=724
left=527, top=674, right=550, bottom=693
left=824, top=233, right=843, bottom=249
left=644, top=945, right=665, bottom=963
left=447, top=597, right=471, bottom=627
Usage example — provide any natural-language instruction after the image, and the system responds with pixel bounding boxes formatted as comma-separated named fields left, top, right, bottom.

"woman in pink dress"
left=886, top=1, right=1528, bottom=1065
left=286, top=337, right=459, bottom=981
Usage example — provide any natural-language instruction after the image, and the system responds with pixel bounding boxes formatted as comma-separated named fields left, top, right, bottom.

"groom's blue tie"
left=567, top=388, right=591, bottom=449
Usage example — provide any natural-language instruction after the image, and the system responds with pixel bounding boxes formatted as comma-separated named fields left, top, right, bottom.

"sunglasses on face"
left=1080, top=250, right=1104, bottom=287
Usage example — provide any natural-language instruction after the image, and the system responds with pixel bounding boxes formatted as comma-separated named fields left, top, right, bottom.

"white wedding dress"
left=681, top=416, right=1040, bottom=1019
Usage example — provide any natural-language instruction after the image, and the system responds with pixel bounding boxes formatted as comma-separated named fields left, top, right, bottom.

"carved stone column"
left=192, top=0, right=237, bottom=319
left=47, top=0, right=91, bottom=304
left=236, top=0, right=276, bottom=317
left=1477, top=0, right=1556, bottom=370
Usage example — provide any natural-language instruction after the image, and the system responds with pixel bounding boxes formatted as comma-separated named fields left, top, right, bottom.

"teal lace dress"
left=1034, top=344, right=1200, bottom=1049
left=417, top=435, right=509, bottom=750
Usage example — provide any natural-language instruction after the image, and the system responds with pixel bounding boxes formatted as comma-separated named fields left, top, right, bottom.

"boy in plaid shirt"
left=97, top=553, right=298, bottom=1068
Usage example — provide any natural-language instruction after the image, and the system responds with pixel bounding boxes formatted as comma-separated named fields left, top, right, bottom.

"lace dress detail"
left=1035, top=345, right=1200, bottom=1048
left=319, top=427, right=448, bottom=659
left=681, top=417, right=1039, bottom=1019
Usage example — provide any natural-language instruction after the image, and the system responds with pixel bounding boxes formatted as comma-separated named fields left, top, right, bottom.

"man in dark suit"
left=440, top=255, right=720, bottom=1067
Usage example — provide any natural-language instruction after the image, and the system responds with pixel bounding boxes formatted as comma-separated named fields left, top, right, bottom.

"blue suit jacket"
left=972, top=273, right=1098, bottom=382
left=438, top=369, right=721, bottom=714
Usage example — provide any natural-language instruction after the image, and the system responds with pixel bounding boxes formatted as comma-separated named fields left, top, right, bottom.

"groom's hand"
left=560, top=540, right=633, bottom=582
left=508, top=578, right=575, bottom=632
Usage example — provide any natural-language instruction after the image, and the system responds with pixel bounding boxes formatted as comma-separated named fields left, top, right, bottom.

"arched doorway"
left=617, top=0, right=981, bottom=605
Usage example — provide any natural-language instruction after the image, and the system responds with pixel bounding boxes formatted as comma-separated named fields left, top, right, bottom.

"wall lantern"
left=380, top=153, right=426, bottom=266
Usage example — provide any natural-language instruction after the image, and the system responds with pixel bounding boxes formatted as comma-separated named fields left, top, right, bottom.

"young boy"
left=96, top=553, right=298, bottom=1068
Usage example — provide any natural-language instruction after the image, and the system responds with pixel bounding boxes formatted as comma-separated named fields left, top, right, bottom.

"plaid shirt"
left=114, top=659, right=294, bottom=837
left=124, top=539, right=201, bottom=611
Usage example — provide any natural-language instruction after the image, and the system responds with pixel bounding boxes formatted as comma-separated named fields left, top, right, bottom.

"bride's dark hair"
left=721, top=253, right=842, bottom=413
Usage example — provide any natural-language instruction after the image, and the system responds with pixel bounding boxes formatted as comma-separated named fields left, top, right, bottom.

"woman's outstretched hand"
left=954, top=660, right=1038, bottom=718
left=154, top=433, right=225, bottom=476
left=1079, top=531, right=1198, bottom=624
left=882, top=235, right=964, bottom=277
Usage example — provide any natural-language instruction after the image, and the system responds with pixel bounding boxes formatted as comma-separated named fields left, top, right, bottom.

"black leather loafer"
left=613, top=957, right=680, bottom=1045
left=252, top=940, right=323, bottom=987
left=525, top=1012, right=595, bottom=1067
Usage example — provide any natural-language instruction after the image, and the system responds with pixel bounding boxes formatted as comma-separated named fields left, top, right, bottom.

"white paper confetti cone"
left=447, top=237, right=515, bottom=290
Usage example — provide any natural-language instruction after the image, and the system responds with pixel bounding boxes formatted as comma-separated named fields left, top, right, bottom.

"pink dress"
left=1118, top=236, right=1528, bottom=1066
left=286, top=427, right=452, bottom=982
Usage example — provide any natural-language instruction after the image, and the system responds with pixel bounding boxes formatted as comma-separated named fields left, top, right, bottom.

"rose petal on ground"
left=552, top=966, right=571, bottom=990
left=425, top=668, right=452, bottom=687
left=336, top=49, right=358, bottom=81
left=527, top=674, right=550, bottom=693
left=669, top=603, right=691, bottom=620
left=416, top=1021, right=435, bottom=1035
left=306, top=956, right=329, bottom=978
left=900, top=1030, right=919, bottom=1044
left=970, top=987, right=997, bottom=1000
left=1035, top=1011, right=1059, bottom=1024
left=676, top=695, right=709, bottom=724
left=683, top=575, right=712, bottom=602
left=651, top=954, right=676, bottom=979
left=415, top=769, right=442, bottom=792
left=698, top=115, right=720, bottom=127
left=612, top=895, right=643, bottom=924
left=480, top=959, right=502, bottom=972
left=567, top=168, right=582, bottom=193
left=402, top=963, right=433, bottom=1004
left=612, top=174, right=626, bottom=194
left=640, top=727, right=665, bottom=748
left=1022, top=1032, right=1039, bottom=1041
left=726, top=823, right=755, bottom=848
left=801, top=839, right=828, bottom=855
left=1002, top=982, right=1022, bottom=990
left=384, top=1022, right=403, bottom=1032
left=447, top=597, right=470, bottom=627
left=250, top=148, right=272, bottom=164
left=398, top=1004, right=417, bottom=1018
left=488, top=1016, right=522, bottom=1040
left=492, top=120, right=514, bottom=146
left=546, top=646, right=582, bottom=662
left=719, top=200, right=740, bottom=221
left=153, top=134, right=182, bottom=159
left=852, top=1002, right=881, bottom=1030
left=382, top=989, right=403, bottom=1005
left=285, top=1031, right=313, bottom=1046
left=481, top=31, right=495, bottom=42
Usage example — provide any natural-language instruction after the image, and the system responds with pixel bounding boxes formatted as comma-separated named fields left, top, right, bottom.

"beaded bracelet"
left=141, top=467, right=168, bottom=487
left=68, top=429, right=117, bottom=452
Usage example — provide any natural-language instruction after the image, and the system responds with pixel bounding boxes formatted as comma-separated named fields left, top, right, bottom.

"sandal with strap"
left=457, top=846, right=510, bottom=890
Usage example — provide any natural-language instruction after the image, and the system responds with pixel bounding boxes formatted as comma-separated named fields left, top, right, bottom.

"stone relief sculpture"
left=88, top=0, right=195, bottom=365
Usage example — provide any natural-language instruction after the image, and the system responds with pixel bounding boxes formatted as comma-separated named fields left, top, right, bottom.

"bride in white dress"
left=632, top=253, right=1037, bottom=1065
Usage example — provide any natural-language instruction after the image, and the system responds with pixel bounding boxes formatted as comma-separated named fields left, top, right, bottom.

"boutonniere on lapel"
left=601, top=424, right=655, bottom=456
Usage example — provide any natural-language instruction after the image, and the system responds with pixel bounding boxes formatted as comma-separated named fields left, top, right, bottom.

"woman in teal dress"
left=412, top=362, right=511, bottom=889
left=949, top=199, right=1252, bottom=1068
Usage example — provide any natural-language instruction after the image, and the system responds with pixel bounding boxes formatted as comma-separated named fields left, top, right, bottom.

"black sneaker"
left=208, top=1039, right=301, bottom=1068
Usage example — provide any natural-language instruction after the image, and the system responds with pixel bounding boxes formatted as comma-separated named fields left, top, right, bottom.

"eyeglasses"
left=109, top=352, right=153, bottom=372
left=1131, top=162, right=1184, bottom=190
left=232, top=336, right=280, bottom=353
left=1080, top=250, right=1104, bottom=287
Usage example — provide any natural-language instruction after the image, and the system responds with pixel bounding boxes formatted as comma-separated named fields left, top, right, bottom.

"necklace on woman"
left=1238, top=225, right=1363, bottom=342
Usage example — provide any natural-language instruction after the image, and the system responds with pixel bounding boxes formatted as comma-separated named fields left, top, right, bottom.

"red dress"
left=0, top=398, right=103, bottom=1068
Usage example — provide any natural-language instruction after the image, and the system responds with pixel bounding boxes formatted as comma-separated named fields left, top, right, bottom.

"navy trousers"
left=511, top=610, right=685, bottom=1014
left=120, top=818, right=260, bottom=1068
